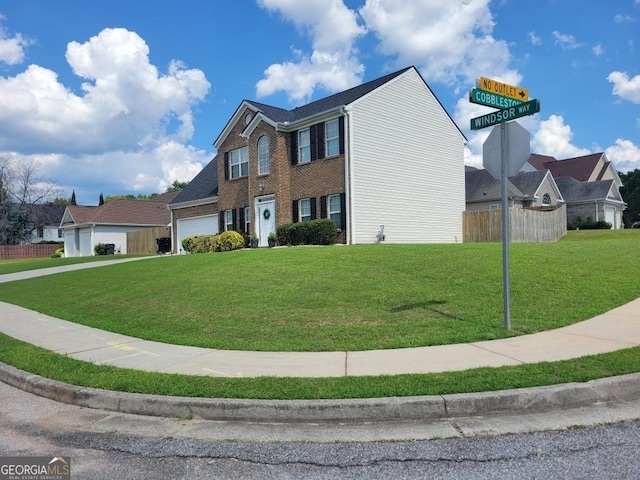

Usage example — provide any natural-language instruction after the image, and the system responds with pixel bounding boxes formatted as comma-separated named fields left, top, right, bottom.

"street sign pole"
left=500, top=120, right=511, bottom=330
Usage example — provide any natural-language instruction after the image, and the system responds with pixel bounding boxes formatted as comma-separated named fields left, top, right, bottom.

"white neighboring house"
left=27, top=204, right=66, bottom=243
left=60, top=192, right=177, bottom=257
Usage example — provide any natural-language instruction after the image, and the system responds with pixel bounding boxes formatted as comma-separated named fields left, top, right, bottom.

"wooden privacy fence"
left=463, top=204, right=567, bottom=243
left=0, top=243, right=62, bottom=259
left=126, top=227, right=171, bottom=255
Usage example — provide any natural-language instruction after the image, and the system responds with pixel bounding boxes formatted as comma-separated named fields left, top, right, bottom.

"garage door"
left=79, top=228, right=92, bottom=256
left=605, top=207, right=615, bottom=229
left=177, top=215, right=218, bottom=252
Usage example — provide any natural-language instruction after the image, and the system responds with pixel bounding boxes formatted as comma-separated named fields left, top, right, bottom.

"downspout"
left=340, top=105, right=353, bottom=244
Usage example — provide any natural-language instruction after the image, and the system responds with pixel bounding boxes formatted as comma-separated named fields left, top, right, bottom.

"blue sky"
left=0, top=0, right=639, bottom=205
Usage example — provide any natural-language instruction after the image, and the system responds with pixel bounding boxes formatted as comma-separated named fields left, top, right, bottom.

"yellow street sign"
left=477, top=77, right=529, bottom=102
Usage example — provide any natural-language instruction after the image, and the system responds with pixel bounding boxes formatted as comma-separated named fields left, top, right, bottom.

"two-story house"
left=169, top=66, right=466, bottom=250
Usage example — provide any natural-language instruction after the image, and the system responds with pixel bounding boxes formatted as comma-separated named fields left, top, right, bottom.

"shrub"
left=570, top=216, right=612, bottom=230
left=276, top=219, right=337, bottom=246
left=94, top=243, right=107, bottom=255
left=182, top=235, right=215, bottom=254
left=51, top=246, right=64, bottom=258
left=213, top=230, right=245, bottom=252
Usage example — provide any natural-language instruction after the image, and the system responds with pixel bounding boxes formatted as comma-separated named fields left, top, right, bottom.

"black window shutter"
left=320, top=196, right=327, bottom=218
left=317, top=122, right=325, bottom=159
left=310, top=125, right=317, bottom=161
left=232, top=209, right=238, bottom=231
left=239, top=208, right=245, bottom=233
left=292, top=200, right=299, bottom=223
left=224, top=152, right=229, bottom=181
left=338, top=116, right=345, bottom=155
left=219, top=214, right=225, bottom=232
left=340, top=193, right=346, bottom=230
left=310, top=197, right=317, bottom=220
left=290, top=131, right=298, bottom=165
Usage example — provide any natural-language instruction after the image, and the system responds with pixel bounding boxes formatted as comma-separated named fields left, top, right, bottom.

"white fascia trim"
left=169, top=196, right=219, bottom=210
left=275, top=107, right=343, bottom=132
left=214, top=101, right=256, bottom=149
left=241, top=113, right=277, bottom=139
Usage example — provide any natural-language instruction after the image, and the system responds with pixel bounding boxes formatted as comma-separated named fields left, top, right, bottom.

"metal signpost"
left=470, top=77, right=540, bottom=330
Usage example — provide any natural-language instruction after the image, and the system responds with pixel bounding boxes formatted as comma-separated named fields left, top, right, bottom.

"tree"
left=70, top=190, right=77, bottom=206
left=166, top=180, right=189, bottom=192
left=0, top=156, right=63, bottom=244
left=99, top=192, right=105, bottom=206
left=619, top=169, right=640, bottom=227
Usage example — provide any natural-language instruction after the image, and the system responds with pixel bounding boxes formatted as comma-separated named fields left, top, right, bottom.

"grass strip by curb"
left=1, top=333, right=638, bottom=400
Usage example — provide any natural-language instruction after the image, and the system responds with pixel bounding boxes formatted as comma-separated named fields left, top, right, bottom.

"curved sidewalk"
left=0, top=257, right=638, bottom=378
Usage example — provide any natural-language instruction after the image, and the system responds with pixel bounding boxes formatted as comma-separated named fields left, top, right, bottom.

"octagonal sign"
left=483, top=121, right=531, bottom=180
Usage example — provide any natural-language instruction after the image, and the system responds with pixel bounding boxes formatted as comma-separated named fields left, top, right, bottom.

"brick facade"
left=216, top=107, right=347, bottom=243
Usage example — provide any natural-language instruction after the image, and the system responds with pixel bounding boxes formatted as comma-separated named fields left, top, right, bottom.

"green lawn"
left=0, top=230, right=638, bottom=352
left=0, top=230, right=638, bottom=400
left=0, top=255, right=146, bottom=275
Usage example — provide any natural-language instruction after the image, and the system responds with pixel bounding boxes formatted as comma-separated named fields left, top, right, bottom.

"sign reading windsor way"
left=468, top=76, right=539, bottom=331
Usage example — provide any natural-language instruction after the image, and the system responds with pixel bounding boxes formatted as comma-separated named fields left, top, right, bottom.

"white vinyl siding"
left=348, top=69, right=465, bottom=244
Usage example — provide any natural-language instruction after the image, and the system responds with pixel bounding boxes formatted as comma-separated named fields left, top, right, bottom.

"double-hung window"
left=299, top=198, right=312, bottom=222
left=224, top=210, right=234, bottom=231
left=328, top=194, right=342, bottom=228
left=244, top=206, right=250, bottom=233
left=298, top=129, right=311, bottom=164
left=325, top=119, right=339, bottom=157
left=229, top=146, right=248, bottom=179
left=258, top=136, right=269, bottom=175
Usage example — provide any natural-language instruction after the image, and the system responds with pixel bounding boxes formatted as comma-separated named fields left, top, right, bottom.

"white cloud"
left=359, top=0, right=517, bottom=87
left=552, top=31, right=582, bottom=50
left=605, top=139, right=640, bottom=172
left=0, top=27, right=212, bottom=200
left=528, top=31, right=542, bottom=46
left=256, top=0, right=366, bottom=102
left=532, top=115, right=591, bottom=159
left=0, top=28, right=210, bottom=154
left=608, top=71, right=640, bottom=103
left=614, top=14, right=635, bottom=23
left=592, top=43, right=604, bottom=56
left=0, top=15, right=32, bottom=65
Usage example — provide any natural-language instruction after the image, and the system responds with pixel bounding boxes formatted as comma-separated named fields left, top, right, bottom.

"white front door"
left=255, top=196, right=276, bottom=247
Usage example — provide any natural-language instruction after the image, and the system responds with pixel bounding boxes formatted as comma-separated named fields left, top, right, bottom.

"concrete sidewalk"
left=0, top=257, right=638, bottom=378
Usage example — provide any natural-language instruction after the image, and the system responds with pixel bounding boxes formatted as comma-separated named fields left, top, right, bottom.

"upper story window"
left=258, top=136, right=270, bottom=175
left=325, top=119, right=340, bottom=157
left=542, top=193, right=551, bottom=206
left=228, top=146, right=248, bottom=179
left=298, top=129, right=311, bottom=164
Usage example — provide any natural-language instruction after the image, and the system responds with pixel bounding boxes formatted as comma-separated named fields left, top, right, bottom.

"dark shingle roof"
left=555, top=176, right=613, bottom=202
left=527, top=154, right=557, bottom=170
left=465, top=168, right=525, bottom=202
left=245, top=67, right=414, bottom=124
left=509, top=170, right=549, bottom=197
left=169, top=156, right=219, bottom=205
left=27, top=204, right=66, bottom=227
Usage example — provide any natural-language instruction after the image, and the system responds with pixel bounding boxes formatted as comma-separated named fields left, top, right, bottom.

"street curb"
left=2, top=362, right=639, bottom=423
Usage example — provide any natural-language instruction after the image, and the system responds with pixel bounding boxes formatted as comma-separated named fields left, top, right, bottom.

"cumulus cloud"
left=552, top=31, right=582, bottom=50
left=256, top=0, right=366, bottom=102
left=532, top=115, right=591, bottom=159
left=608, top=71, right=640, bottom=103
left=528, top=31, right=542, bottom=46
left=0, top=27, right=212, bottom=200
left=0, top=15, right=32, bottom=65
left=592, top=43, right=604, bottom=56
left=605, top=139, right=640, bottom=172
left=359, top=0, right=517, bottom=87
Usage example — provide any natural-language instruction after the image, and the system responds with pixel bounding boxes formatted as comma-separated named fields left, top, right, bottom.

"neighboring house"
left=60, top=191, right=178, bottom=257
left=524, top=152, right=625, bottom=228
left=465, top=167, right=564, bottom=211
left=169, top=66, right=466, bottom=249
left=27, top=204, right=66, bottom=243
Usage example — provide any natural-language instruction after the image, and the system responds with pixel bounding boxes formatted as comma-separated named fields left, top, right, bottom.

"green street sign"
left=470, top=99, right=540, bottom=130
left=469, top=88, right=524, bottom=109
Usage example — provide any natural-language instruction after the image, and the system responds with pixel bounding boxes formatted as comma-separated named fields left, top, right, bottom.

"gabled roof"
left=61, top=192, right=178, bottom=228
left=543, top=153, right=603, bottom=182
left=26, top=204, right=66, bottom=227
left=554, top=177, right=618, bottom=202
left=527, top=154, right=557, bottom=170
left=169, top=156, right=219, bottom=207
left=465, top=168, right=525, bottom=202
left=509, top=170, right=550, bottom=197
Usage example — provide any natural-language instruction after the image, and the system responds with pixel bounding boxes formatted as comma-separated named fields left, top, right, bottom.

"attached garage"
left=176, top=215, right=218, bottom=252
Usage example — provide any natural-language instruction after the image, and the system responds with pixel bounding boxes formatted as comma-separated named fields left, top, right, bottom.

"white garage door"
left=605, top=207, right=615, bottom=229
left=79, top=228, right=92, bottom=256
left=177, top=215, right=218, bottom=252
